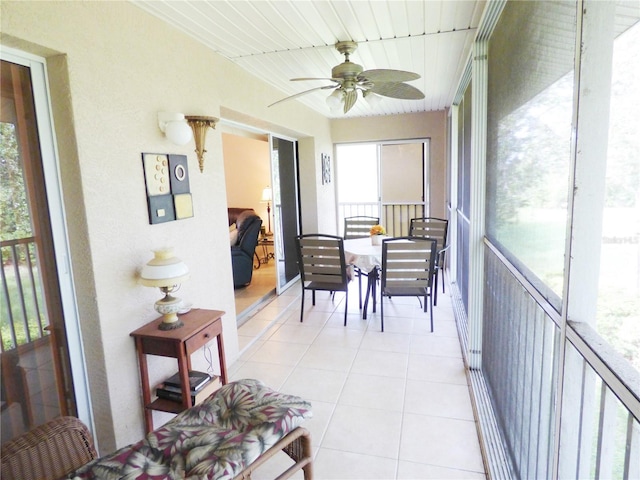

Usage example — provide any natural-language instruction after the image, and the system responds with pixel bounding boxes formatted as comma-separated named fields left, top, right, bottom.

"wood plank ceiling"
left=132, top=0, right=487, bottom=118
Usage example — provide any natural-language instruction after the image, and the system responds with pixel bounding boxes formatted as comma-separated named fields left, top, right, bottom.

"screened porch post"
left=467, top=39, right=489, bottom=371
left=448, top=105, right=459, bottom=285
left=555, top=1, right=616, bottom=478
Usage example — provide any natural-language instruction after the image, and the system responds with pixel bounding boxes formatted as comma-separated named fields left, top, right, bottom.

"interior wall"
left=0, top=0, right=332, bottom=452
left=222, top=132, right=271, bottom=223
left=330, top=111, right=448, bottom=217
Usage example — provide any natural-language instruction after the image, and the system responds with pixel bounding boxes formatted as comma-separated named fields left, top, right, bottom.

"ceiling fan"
left=268, top=41, right=425, bottom=114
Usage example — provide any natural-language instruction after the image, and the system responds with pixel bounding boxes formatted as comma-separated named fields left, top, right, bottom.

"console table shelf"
left=130, top=308, right=227, bottom=433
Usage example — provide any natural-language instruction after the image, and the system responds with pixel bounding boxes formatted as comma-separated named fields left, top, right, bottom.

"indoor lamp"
left=139, top=249, right=190, bottom=330
left=261, top=186, right=273, bottom=234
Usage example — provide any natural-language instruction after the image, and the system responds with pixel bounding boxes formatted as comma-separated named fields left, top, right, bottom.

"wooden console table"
left=130, top=308, right=227, bottom=433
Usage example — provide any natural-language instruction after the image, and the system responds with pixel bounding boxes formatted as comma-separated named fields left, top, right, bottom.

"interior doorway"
left=222, top=129, right=276, bottom=321
left=221, top=125, right=301, bottom=323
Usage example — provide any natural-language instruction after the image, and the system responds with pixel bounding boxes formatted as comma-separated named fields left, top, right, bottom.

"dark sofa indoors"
left=230, top=210, right=262, bottom=288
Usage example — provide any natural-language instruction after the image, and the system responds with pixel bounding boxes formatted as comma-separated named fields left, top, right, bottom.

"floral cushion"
left=70, top=379, right=312, bottom=480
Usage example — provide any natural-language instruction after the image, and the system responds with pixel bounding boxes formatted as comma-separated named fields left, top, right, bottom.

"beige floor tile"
left=360, top=331, right=413, bottom=353
left=238, top=318, right=278, bottom=337
left=397, top=460, right=486, bottom=479
left=237, top=338, right=265, bottom=361
left=237, top=334, right=255, bottom=353
left=373, top=315, right=415, bottom=334
left=250, top=304, right=289, bottom=323
left=322, top=404, right=403, bottom=459
left=404, top=379, right=474, bottom=421
left=378, top=298, right=427, bottom=318
left=351, top=349, right=409, bottom=379
left=292, top=309, right=333, bottom=327
left=246, top=340, right=309, bottom=366
left=400, top=413, right=484, bottom=472
left=407, top=354, right=468, bottom=385
left=302, top=400, right=336, bottom=447
left=229, top=361, right=294, bottom=391
left=312, top=325, right=366, bottom=350
left=298, top=345, right=358, bottom=372
left=410, top=334, right=463, bottom=358
left=326, top=311, right=370, bottom=329
left=269, top=323, right=323, bottom=344
left=313, top=448, right=398, bottom=479
left=280, top=367, right=348, bottom=404
left=339, top=373, right=406, bottom=412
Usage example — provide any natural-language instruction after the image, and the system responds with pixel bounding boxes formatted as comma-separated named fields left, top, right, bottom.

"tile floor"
left=233, top=261, right=277, bottom=322
left=229, top=279, right=487, bottom=479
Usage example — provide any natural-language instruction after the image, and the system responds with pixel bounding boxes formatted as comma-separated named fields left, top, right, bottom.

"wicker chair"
left=0, top=416, right=98, bottom=480
left=73, top=379, right=312, bottom=479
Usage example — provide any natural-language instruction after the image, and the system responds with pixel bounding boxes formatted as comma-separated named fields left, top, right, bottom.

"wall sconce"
left=158, top=112, right=193, bottom=146
left=185, top=115, right=219, bottom=173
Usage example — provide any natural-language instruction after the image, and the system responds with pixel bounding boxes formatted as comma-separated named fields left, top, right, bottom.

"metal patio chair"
left=344, top=216, right=380, bottom=309
left=380, top=236, right=437, bottom=332
left=295, top=234, right=350, bottom=326
left=409, top=217, right=449, bottom=305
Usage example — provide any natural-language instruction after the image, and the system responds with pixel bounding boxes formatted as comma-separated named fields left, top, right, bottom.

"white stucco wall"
left=1, top=0, right=332, bottom=451
left=222, top=132, right=271, bottom=223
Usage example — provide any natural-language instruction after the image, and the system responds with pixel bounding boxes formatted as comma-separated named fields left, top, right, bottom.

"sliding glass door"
left=1, top=51, right=91, bottom=443
left=336, top=141, right=429, bottom=237
left=269, top=135, right=301, bottom=292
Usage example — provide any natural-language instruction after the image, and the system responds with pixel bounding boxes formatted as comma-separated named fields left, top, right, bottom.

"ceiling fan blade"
left=268, top=85, right=336, bottom=107
left=370, top=82, right=425, bottom=100
left=291, top=77, right=339, bottom=82
left=343, top=89, right=358, bottom=113
left=360, top=69, right=421, bottom=83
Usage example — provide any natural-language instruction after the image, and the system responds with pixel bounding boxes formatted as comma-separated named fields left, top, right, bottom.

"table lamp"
left=139, top=249, right=190, bottom=330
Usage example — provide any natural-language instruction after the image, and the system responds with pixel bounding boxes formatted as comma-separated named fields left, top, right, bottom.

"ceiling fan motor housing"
left=332, top=61, right=363, bottom=83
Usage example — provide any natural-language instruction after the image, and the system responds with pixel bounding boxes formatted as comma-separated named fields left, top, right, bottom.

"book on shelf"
left=159, top=374, right=220, bottom=394
left=156, top=376, right=221, bottom=405
left=162, top=370, right=211, bottom=392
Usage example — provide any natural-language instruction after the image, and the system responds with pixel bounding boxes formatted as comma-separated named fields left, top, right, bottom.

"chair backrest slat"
left=344, top=216, right=380, bottom=239
left=381, top=237, right=437, bottom=290
left=409, top=217, right=448, bottom=252
left=295, top=234, right=348, bottom=287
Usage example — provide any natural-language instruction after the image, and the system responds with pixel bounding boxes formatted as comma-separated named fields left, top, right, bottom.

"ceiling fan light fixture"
left=326, top=89, right=343, bottom=109
left=363, top=90, right=383, bottom=107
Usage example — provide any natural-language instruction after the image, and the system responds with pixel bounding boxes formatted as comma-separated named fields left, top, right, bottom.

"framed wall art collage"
left=142, top=153, right=193, bottom=224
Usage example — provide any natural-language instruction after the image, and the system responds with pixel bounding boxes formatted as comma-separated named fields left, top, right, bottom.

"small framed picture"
left=321, top=153, right=331, bottom=184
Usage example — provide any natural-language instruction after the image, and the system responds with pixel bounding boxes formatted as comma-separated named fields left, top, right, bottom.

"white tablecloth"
left=344, top=237, right=382, bottom=272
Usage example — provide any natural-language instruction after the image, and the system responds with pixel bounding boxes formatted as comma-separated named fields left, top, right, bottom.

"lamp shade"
left=139, top=249, right=189, bottom=288
left=326, top=89, right=343, bottom=108
left=261, top=186, right=272, bottom=202
left=157, top=112, right=193, bottom=146
left=165, top=121, right=193, bottom=145
left=364, top=90, right=383, bottom=107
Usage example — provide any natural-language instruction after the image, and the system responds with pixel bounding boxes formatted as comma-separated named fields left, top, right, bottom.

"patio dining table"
left=344, top=237, right=382, bottom=319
